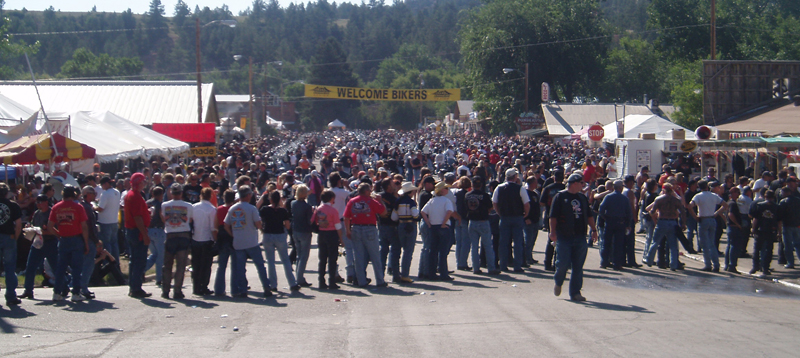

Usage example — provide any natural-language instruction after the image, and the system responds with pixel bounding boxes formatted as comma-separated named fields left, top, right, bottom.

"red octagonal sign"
left=587, top=124, right=604, bottom=141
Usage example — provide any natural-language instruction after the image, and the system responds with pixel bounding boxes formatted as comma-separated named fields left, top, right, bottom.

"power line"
left=49, top=22, right=716, bottom=82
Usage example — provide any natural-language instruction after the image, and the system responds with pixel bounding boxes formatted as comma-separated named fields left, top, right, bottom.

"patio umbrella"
left=0, top=133, right=96, bottom=165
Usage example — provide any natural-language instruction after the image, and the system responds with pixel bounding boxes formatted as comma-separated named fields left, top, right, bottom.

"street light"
left=196, top=18, right=237, bottom=123
left=503, top=63, right=529, bottom=112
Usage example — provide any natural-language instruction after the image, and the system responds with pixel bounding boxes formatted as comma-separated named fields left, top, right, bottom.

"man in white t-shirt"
left=421, top=181, right=455, bottom=280
left=96, top=176, right=121, bottom=262
left=690, top=180, right=728, bottom=272
left=752, top=171, right=773, bottom=200
left=160, top=184, right=193, bottom=299
left=329, top=173, right=355, bottom=282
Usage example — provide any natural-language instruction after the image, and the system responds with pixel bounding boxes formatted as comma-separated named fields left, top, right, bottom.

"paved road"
left=2, top=233, right=799, bottom=357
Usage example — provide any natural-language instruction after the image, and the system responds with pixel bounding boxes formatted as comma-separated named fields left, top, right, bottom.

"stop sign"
left=587, top=124, right=604, bottom=141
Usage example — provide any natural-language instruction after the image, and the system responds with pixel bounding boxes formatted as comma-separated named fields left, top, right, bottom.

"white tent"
left=327, top=119, right=346, bottom=129
left=581, top=114, right=695, bottom=142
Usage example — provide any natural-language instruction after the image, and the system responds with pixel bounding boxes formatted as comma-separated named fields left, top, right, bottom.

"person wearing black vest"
left=492, top=168, right=530, bottom=273
left=749, top=189, right=780, bottom=277
left=778, top=179, right=800, bottom=269
left=540, top=170, right=565, bottom=271
left=549, top=173, right=597, bottom=302
left=523, top=176, right=541, bottom=266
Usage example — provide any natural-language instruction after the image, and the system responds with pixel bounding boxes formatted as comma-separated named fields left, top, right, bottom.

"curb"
left=634, top=237, right=800, bottom=292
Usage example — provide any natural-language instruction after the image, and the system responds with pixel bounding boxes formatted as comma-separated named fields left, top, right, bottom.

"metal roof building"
left=541, top=103, right=656, bottom=136
left=0, top=81, right=219, bottom=126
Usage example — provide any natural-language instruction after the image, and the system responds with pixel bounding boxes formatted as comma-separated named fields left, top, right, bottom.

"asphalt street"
left=2, top=233, right=799, bottom=357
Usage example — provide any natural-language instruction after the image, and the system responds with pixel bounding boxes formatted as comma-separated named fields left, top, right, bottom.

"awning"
left=0, top=133, right=95, bottom=165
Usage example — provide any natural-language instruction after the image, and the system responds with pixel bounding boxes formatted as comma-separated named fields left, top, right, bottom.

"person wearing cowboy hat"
left=420, top=180, right=455, bottom=281
left=392, top=181, right=420, bottom=283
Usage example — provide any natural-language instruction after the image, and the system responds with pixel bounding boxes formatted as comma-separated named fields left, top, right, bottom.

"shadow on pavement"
left=175, top=298, right=219, bottom=309
left=64, top=299, right=118, bottom=313
left=367, top=286, right=419, bottom=296
left=138, top=298, right=174, bottom=309
left=0, top=306, right=36, bottom=333
left=574, top=300, right=655, bottom=313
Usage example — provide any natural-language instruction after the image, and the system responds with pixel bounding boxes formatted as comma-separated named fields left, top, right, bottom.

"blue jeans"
left=379, top=224, right=399, bottom=272
left=23, top=238, right=58, bottom=293
left=640, top=219, right=655, bottom=260
left=418, top=222, right=431, bottom=277
left=125, top=228, right=149, bottom=292
left=726, top=225, right=745, bottom=269
left=214, top=243, right=234, bottom=295
left=686, top=215, right=698, bottom=251
left=145, top=228, right=166, bottom=283
left=782, top=226, right=800, bottom=267
left=646, top=219, right=680, bottom=270
left=455, top=219, right=470, bottom=268
left=523, top=221, right=539, bottom=264
left=350, top=225, right=385, bottom=286
left=0, top=234, right=18, bottom=300
left=293, top=231, right=312, bottom=284
left=98, top=223, right=119, bottom=263
left=554, top=234, right=588, bottom=298
left=427, top=225, right=453, bottom=278
left=413, top=168, right=421, bottom=184
left=80, top=240, right=97, bottom=294
left=469, top=220, right=496, bottom=271
left=232, top=245, right=271, bottom=295
left=396, top=222, right=417, bottom=278
left=698, top=218, right=719, bottom=269
left=262, top=232, right=297, bottom=289
left=499, top=215, right=524, bottom=270
left=55, top=235, right=85, bottom=295
left=341, top=227, right=355, bottom=278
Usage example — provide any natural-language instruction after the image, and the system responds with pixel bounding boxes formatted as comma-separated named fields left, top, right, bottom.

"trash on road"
left=429, top=300, right=436, bottom=302
left=233, top=327, right=239, bottom=332
left=22, top=335, right=31, bottom=338
left=419, top=292, right=426, bottom=295
left=168, top=332, right=174, bottom=335
left=512, top=284, right=518, bottom=287
left=165, top=315, right=174, bottom=318
left=756, top=289, right=763, bottom=293
left=221, top=314, right=228, bottom=318
left=221, top=326, right=226, bottom=329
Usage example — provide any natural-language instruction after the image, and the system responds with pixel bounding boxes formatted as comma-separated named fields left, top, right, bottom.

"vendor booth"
left=608, top=115, right=699, bottom=177
left=327, top=119, right=347, bottom=130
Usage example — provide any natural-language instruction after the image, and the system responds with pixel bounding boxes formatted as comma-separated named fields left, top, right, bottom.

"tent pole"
left=24, top=52, right=59, bottom=166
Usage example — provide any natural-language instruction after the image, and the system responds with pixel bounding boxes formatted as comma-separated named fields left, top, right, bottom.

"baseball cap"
left=505, top=168, right=518, bottom=178
left=567, top=173, right=584, bottom=184
left=130, top=172, right=145, bottom=186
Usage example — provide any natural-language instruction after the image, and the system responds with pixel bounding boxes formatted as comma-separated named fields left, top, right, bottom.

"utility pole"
left=248, top=57, right=254, bottom=138
left=419, top=72, right=424, bottom=128
left=195, top=18, right=203, bottom=123
left=711, top=0, right=717, bottom=60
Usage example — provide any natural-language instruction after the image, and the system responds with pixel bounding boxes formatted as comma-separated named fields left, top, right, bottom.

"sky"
left=1, top=1, right=340, bottom=15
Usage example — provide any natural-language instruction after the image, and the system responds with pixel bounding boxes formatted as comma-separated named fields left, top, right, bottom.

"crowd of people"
left=1, top=129, right=799, bottom=308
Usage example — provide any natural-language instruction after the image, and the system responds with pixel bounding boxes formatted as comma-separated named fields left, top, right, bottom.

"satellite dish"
left=695, top=125, right=713, bottom=140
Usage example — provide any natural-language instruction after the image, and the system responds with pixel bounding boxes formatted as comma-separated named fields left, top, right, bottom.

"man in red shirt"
left=344, top=183, right=387, bottom=288
left=48, top=185, right=89, bottom=301
left=124, top=173, right=152, bottom=298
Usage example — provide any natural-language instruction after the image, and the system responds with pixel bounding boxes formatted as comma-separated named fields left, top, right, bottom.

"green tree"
left=602, top=37, right=667, bottom=103
left=459, top=0, right=608, bottom=134
left=302, top=37, right=360, bottom=130
left=58, top=48, right=143, bottom=79
left=666, top=61, right=703, bottom=130
left=647, top=0, right=709, bottom=62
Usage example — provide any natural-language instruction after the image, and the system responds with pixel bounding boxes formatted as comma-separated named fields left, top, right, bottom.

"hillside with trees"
left=0, top=0, right=797, bottom=132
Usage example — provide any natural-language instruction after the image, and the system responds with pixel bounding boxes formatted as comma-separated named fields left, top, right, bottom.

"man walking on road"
left=493, top=168, right=530, bottom=273
left=598, top=180, right=631, bottom=270
left=549, top=173, right=597, bottom=301
left=643, top=183, right=686, bottom=271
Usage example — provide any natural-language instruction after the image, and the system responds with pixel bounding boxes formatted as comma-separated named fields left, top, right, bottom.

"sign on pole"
left=152, top=123, right=215, bottom=143
left=541, top=82, right=550, bottom=102
left=588, top=124, right=604, bottom=141
left=304, top=84, right=460, bottom=102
